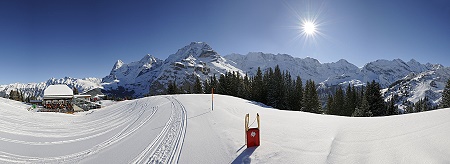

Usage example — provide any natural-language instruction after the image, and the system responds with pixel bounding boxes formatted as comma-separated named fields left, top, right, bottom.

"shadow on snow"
left=231, top=146, right=258, bottom=164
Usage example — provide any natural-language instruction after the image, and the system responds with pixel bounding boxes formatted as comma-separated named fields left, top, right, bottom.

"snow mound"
left=0, top=95, right=449, bottom=163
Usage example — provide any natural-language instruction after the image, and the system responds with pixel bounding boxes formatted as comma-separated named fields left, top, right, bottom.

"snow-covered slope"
left=382, top=65, right=450, bottom=106
left=0, top=77, right=102, bottom=100
left=361, top=59, right=432, bottom=87
left=1, top=94, right=449, bottom=163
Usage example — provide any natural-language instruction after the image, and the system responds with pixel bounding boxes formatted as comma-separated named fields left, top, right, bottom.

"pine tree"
left=193, top=76, right=203, bottom=94
left=218, top=74, right=228, bottom=95
left=414, top=97, right=431, bottom=112
left=266, top=66, right=284, bottom=108
left=441, top=79, right=450, bottom=108
left=167, top=81, right=178, bottom=94
left=293, top=76, right=303, bottom=111
left=352, top=94, right=371, bottom=117
left=272, top=65, right=285, bottom=109
left=326, top=94, right=335, bottom=114
left=423, top=96, right=430, bottom=111
left=386, top=98, right=398, bottom=115
left=344, top=84, right=357, bottom=116
left=415, top=99, right=423, bottom=112
left=405, top=102, right=414, bottom=113
left=252, top=67, right=264, bottom=103
left=242, top=73, right=251, bottom=100
left=231, top=72, right=239, bottom=97
left=311, top=80, right=322, bottom=113
left=334, top=86, right=345, bottom=115
left=303, top=80, right=312, bottom=112
left=284, top=71, right=293, bottom=110
left=234, top=72, right=243, bottom=98
left=9, top=90, right=15, bottom=100
left=265, top=67, right=276, bottom=107
left=303, top=79, right=321, bottom=113
left=203, top=78, right=211, bottom=94
left=366, top=80, right=386, bottom=116
left=186, top=85, right=192, bottom=94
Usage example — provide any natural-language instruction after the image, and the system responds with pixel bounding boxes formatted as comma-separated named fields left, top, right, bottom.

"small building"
left=42, top=85, right=74, bottom=112
left=83, top=88, right=105, bottom=102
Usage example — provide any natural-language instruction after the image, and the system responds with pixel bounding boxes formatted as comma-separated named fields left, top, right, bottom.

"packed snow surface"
left=0, top=95, right=449, bottom=163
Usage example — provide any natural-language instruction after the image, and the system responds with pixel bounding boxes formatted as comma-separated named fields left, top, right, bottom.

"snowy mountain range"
left=0, top=77, right=102, bottom=100
left=1, top=42, right=449, bottom=106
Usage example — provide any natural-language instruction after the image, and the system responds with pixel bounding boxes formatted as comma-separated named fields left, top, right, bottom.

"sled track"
left=0, top=99, right=160, bottom=163
left=131, top=96, right=187, bottom=164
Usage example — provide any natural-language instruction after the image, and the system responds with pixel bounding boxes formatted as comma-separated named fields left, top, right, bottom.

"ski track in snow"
left=0, top=96, right=187, bottom=164
left=3, top=94, right=450, bottom=163
left=131, top=96, right=187, bottom=164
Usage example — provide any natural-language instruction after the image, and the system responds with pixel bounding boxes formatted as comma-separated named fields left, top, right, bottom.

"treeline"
left=168, top=65, right=322, bottom=114
left=198, top=65, right=393, bottom=116
left=7, top=90, right=37, bottom=103
left=167, top=66, right=450, bottom=116
left=326, top=81, right=396, bottom=117
left=402, top=97, right=438, bottom=113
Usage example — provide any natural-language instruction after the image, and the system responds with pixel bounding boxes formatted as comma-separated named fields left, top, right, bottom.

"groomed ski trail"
left=131, top=96, right=187, bottom=164
left=0, top=96, right=188, bottom=164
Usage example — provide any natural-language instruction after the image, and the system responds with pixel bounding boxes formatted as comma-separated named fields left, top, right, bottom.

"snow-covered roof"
left=43, top=85, right=73, bottom=99
left=74, top=94, right=91, bottom=98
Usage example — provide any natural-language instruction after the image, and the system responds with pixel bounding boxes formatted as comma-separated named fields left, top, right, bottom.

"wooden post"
left=257, top=113, right=260, bottom=129
left=211, top=88, right=214, bottom=111
left=245, top=113, right=249, bottom=144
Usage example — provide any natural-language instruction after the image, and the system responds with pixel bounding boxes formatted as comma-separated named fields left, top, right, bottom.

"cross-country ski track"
left=0, top=96, right=187, bottom=163
left=1, top=94, right=450, bottom=163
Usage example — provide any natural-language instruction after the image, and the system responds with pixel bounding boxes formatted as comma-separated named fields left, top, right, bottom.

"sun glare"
left=302, top=21, right=316, bottom=35
left=285, top=0, right=329, bottom=47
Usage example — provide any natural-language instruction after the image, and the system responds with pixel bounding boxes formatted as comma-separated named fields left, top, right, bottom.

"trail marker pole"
left=211, top=88, right=214, bottom=111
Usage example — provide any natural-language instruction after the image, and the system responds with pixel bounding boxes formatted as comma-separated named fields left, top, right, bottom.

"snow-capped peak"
left=113, top=60, right=124, bottom=71
left=139, top=54, right=156, bottom=63
left=165, top=42, right=217, bottom=64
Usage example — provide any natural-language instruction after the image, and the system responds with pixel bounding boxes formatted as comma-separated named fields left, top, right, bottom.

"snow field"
left=0, top=96, right=185, bottom=163
left=1, top=94, right=450, bottom=163
left=176, top=94, right=450, bottom=163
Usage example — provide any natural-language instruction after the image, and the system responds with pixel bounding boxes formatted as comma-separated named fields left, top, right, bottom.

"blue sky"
left=1, top=0, right=450, bottom=84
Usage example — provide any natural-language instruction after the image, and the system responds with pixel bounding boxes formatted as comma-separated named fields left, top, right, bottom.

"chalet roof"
left=43, top=85, right=73, bottom=99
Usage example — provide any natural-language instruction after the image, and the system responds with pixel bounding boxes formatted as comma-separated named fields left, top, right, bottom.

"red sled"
left=245, top=113, right=260, bottom=148
left=246, top=128, right=260, bottom=147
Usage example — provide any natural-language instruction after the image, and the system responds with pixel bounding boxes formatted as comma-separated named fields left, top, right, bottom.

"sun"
left=302, top=20, right=317, bottom=35
left=285, top=0, right=329, bottom=47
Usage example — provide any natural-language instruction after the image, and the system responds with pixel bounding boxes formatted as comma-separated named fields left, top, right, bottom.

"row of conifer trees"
left=168, top=65, right=450, bottom=116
